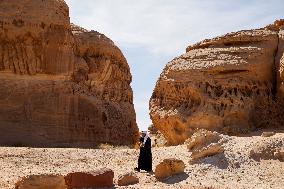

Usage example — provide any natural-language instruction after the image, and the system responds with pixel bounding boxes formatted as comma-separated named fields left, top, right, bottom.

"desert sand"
left=0, top=130, right=283, bottom=189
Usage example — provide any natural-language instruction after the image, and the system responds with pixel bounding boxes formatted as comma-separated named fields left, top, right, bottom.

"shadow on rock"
left=160, top=172, right=189, bottom=184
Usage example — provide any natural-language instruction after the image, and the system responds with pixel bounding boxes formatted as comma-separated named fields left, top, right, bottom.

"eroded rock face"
left=0, top=0, right=138, bottom=147
left=150, top=20, right=284, bottom=145
left=0, top=0, right=74, bottom=75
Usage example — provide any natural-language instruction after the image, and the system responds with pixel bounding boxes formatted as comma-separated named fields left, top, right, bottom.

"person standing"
left=135, top=131, right=152, bottom=172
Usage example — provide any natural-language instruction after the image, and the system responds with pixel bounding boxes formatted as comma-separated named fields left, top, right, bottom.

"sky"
left=64, top=0, right=283, bottom=131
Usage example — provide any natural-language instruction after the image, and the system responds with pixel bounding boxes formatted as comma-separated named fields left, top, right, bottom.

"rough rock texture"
left=154, top=158, right=185, bottom=180
left=64, top=168, right=114, bottom=188
left=0, top=0, right=138, bottom=147
left=117, top=172, right=139, bottom=186
left=15, top=175, right=66, bottom=189
left=150, top=20, right=284, bottom=145
left=190, top=143, right=224, bottom=163
left=186, top=129, right=222, bottom=151
left=186, top=130, right=226, bottom=162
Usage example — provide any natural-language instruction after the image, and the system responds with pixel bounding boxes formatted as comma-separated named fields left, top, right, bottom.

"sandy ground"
left=0, top=132, right=284, bottom=189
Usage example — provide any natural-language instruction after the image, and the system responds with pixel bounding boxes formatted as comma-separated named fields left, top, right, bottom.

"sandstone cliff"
left=0, top=0, right=138, bottom=147
left=150, top=20, right=284, bottom=145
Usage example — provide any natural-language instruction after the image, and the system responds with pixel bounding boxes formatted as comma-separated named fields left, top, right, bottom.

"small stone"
left=118, top=172, right=139, bottom=186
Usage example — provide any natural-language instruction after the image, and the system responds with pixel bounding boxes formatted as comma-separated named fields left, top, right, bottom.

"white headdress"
left=142, top=131, right=150, bottom=145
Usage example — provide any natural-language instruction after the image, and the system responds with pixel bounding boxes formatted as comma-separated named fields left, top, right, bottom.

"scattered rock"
left=155, top=158, right=185, bottom=180
left=261, top=132, right=275, bottom=137
left=64, top=168, right=114, bottom=189
left=117, top=172, right=139, bottom=186
left=15, top=175, right=66, bottom=189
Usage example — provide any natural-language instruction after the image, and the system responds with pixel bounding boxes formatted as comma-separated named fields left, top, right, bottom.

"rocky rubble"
left=150, top=19, right=284, bottom=145
left=0, top=0, right=138, bottom=147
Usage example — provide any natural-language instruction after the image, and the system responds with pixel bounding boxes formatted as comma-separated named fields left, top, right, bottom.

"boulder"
left=64, top=168, right=114, bottom=189
left=154, top=158, right=185, bottom=180
left=117, top=172, right=139, bottom=186
left=186, top=130, right=225, bottom=162
left=186, top=129, right=222, bottom=151
left=15, top=175, right=66, bottom=189
left=0, top=0, right=139, bottom=147
left=150, top=19, right=284, bottom=145
left=190, top=143, right=224, bottom=162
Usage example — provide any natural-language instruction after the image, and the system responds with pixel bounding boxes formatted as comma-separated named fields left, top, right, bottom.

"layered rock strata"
left=0, top=0, right=138, bottom=147
left=150, top=20, right=284, bottom=145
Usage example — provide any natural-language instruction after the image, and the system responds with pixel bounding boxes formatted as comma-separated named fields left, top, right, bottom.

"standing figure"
left=135, top=131, right=152, bottom=172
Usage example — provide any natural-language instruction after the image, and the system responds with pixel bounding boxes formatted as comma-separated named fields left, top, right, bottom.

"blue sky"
left=65, top=0, right=283, bottom=131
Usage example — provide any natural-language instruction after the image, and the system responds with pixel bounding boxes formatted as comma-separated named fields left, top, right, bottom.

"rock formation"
left=150, top=19, right=284, bottom=145
left=0, top=0, right=138, bottom=147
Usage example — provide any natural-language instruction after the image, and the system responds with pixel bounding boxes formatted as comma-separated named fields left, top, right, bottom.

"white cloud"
left=66, top=0, right=283, bottom=55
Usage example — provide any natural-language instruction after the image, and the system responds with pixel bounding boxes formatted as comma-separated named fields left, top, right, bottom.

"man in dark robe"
left=135, top=131, right=152, bottom=172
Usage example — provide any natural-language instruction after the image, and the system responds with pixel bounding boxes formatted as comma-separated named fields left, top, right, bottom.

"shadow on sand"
left=195, top=153, right=229, bottom=169
left=160, top=172, right=189, bottom=184
left=238, top=128, right=284, bottom=137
